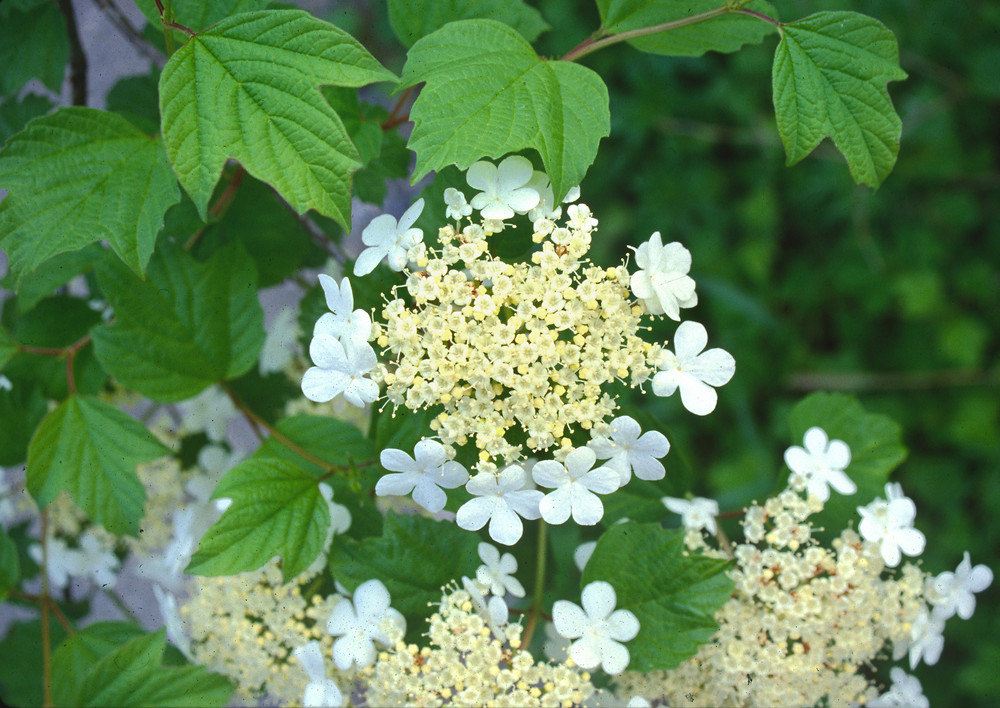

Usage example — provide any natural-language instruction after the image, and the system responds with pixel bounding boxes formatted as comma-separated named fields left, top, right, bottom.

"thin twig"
left=10, top=591, right=76, bottom=634
left=562, top=7, right=729, bottom=62
left=183, top=166, right=247, bottom=250
left=381, top=87, right=414, bottom=131
left=58, top=0, right=88, bottom=106
left=91, top=0, right=164, bottom=64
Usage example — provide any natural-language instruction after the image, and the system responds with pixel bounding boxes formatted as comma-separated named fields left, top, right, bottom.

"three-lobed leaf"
left=91, top=241, right=265, bottom=402
left=159, top=10, right=397, bottom=229
left=597, top=0, right=778, bottom=57
left=0, top=2, right=68, bottom=94
left=582, top=523, right=734, bottom=672
left=187, top=458, right=331, bottom=581
left=786, top=392, right=907, bottom=538
left=400, top=19, right=610, bottom=201
left=388, top=0, right=549, bottom=47
left=0, top=108, right=180, bottom=286
left=772, top=11, right=907, bottom=187
left=25, top=396, right=171, bottom=537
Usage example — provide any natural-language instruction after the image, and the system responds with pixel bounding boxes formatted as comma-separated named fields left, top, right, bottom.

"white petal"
left=582, top=465, right=620, bottom=495
left=374, top=471, right=417, bottom=497
left=309, top=334, right=347, bottom=369
left=608, top=608, right=640, bottom=641
left=678, top=375, right=719, bottom=416
left=569, top=638, right=602, bottom=670
left=600, top=640, right=631, bottom=675
left=411, top=479, right=447, bottom=513
left=497, top=155, right=533, bottom=187
left=825, top=439, right=851, bottom=469
left=651, top=370, right=679, bottom=398
left=507, top=186, right=540, bottom=213
left=353, top=246, right=385, bottom=276
left=380, top=448, right=416, bottom=473
left=413, top=439, right=448, bottom=468
left=803, top=427, right=829, bottom=455
left=672, top=321, right=708, bottom=361
left=581, top=581, right=617, bottom=620
left=488, top=503, right=524, bottom=545
left=569, top=489, right=605, bottom=526
left=361, top=214, right=399, bottom=247
left=532, top=460, right=569, bottom=489
left=293, top=641, right=328, bottom=684
left=301, top=367, right=348, bottom=403
left=552, top=600, right=588, bottom=639
left=456, top=496, right=495, bottom=531
left=896, top=528, right=926, bottom=558
left=466, top=161, right=497, bottom=191
left=539, top=489, right=572, bottom=525
left=398, top=198, right=425, bottom=230
left=688, top=348, right=735, bottom=387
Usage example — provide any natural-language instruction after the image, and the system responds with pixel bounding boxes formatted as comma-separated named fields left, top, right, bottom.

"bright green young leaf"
left=786, top=392, right=907, bottom=538
left=159, top=10, right=397, bottom=228
left=329, top=512, right=480, bottom=617
left=25, top=396, right=171, bottom=537
left=388, top=0, right=549, bottom=46
left=0, top=528, right=18, bottom=602
left=59, top=629, right=232, bottom=708
left=772, top=11, right=907, bottom=188
left=596, top=0, right=778, bottom=56
left=582, top=523, right=734, bottom=672
left=0, top=108, right=181, bottom=285
left=0, top=94, right=52, bottom=145
left=187, top=458, right=331, bottom=580
left=0, top=2, right=67, bottom=94
left=91, top=241, right=265, bottom=402
left=400, top=19, right=610, bottom=201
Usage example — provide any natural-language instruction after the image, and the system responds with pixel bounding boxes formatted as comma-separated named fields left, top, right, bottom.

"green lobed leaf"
left=582, top=523, right=734, bottom=672
left=51, top=622, right=151, bottom=707
left=0, top=108, right=181, bottom=285
left=597, top=0, right=778, bottom=57
left=159, top=10, right=397, bottom=228
left=3, top=244, right=106, bottom=315
left=0, top=619, right=69, bottom=708
left=328, top=511, right=480, bottom=617
left=106, top=70, right=162, bottom=135
left=0, top=2, right=68, bottom=94
left=388, top=0, right=549, bottom=47
left=59, top=629, right=232, bottom=708
left=400, top=19, right=610, bottom=201
left=772, top=11, right=907, bottom=188
left=786, top=392, right=907, bottom=537
left=0, top=94, right=53, bottom=145
left=25, top=396, right=171, bottom=536
left=187, top=458, right=331, bottom=580
left=134, top=0, right=269, bottom=31
left=0, top=527, right=18, bottom=602
left=91, top=241, right=265, bottom=402
left=0, top=381, right=47, bottom=467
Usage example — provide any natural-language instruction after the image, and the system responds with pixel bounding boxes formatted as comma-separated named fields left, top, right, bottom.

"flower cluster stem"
left=522, top=519, right=548, bottom=648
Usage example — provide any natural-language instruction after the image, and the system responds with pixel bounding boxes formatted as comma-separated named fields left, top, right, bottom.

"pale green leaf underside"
left=400, top=19, right=609, bottom=201
left=159, top=10, right=397, bottom=229
left=772, top=11, right=907, bottom=187
left=388, top=0, right=549, bottom=47
left=583, top=523, right=734, bottom=672
left=187, top=459, right=330, bottom=581
left=598, top=0, right=777, bottom=56
left=0, top=108, right=180, bottom=286
left=25, top=396, right=171, bottom=537
left=91, top=242, right=265, bottom=403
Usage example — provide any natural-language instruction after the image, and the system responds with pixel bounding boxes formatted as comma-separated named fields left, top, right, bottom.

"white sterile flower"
left=320, top=483, right=352, bottom=536
left=925, top=551, right=993, bottom=620
left=662, top=496, right=719, bottom=535
left=543, top=621, right=571, bottom=662
left=466, top=155, right=540, bottom=220
left=532, top=447, right=620, bottom=526
left=475, top=542, right=525, bottom=598
left=552, top=580, right=639, bottom=675
left=354, top=198, right=424, bottom=276
left=906, top=608, right=946, bottom=669
left=627, top=698, right=652, bottom=708
left=869, top=667, right=929, bottom=708
left=525, top=171, right=580, bottom=222
left=857, top=482, right=926, bottom=567
left=178, top=386, right=237, bottom=443
left=153, top=585, right=193, bottom=661
left=326, top=579, right=405, bottom=671
left=783, top=426, right=856, bottom=502
left=456, top=465, right=543, bottom=545
left=652, top=321, right=735, bottom=416
left=443, top=187, right=472, bottom=221
left=574, top=540, right=597, bottom=572
left=301, top=336, right=378, bottom=407
left=293, top=640, right=344, bottom=708
left=629, top=232, right=697, bottom=320
left=259, top=306, right=299, bottom=375
left=29, top=535, right=85, bottom=592
left=588, top=415, right=670, bottom=485
left=375, top=440, right=469, bottom=514
left=314, top=275, right=372, bottom=346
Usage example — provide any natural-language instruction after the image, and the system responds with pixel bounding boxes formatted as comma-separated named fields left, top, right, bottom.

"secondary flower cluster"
left=620, top=427, right=993, bottom=707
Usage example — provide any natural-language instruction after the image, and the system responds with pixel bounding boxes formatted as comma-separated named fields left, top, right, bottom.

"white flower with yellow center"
left=783, top=426, right=855, bottom=502
left=925, top=551, right=993, bottom=620
left=456, top=465, right=543, bottom=545
left=588, top=415, right=670, bottom=485
left=857, top=482, right=925, bottom=567
left=292, top=641, right=344, bottom=708
left=662, top=496, right=719, bottom=535
left=375, top=440, right=468, bottom=513
left=652, top=321, right=735, bottom=416
left=475, top=542, right=525, bottom=598
left=532, top=447, right=619, bottom=526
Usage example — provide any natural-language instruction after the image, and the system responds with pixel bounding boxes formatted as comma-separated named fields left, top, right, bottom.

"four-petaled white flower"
left=301, top=336, right=378, bottom=407
left=466, top=156, right=540, bottom=220
left=857, top=482, right=926, bottom=567
left=905, top=608, right=945, bottom=669
left=525, top=171, right=580, bottom=222
left=292, top=640, right=344, bottom=708
left=662, top=496, right=719, bottom=535
left=532, top=447, right=620, bottom=526
left=869, top=667, right=929, bottom=708
left=552, top=580, right=639, bottom=675
left=375, top=440, right=469, bottom=513
left=630, top=232, right=697, bottom=320
left=456, top=465, right=543, bottom=545
left=443, top=187, right=472, bottom=221
left=589, top=416, right=670, bottom=485
left=314, top=275, right=372, bottom=346
left=652, top=321, right=735, bottom=416
left=475, top=542, right=525, bottom=598
left=783, top=426, right=856, bottom=502
left=326, top=579, right=405, bottom=671
left=354, top=199, right=424, bottom=276
left=925, top=551, right=993, bottom=620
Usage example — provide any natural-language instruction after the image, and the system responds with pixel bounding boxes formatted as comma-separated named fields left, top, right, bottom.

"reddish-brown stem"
left=164, top=20, right=195, bottom=35
left=733, top=7, right=780, bottom=25
left=154, top=0, right=165, bottom=14
left=11, top=591, right=76, bottom=634
left=184, top=166, right=247, bottom=250
left=381, top=87, right=414, bottom=131
left=718, top=508, right=746, bottom=520
left=18, top=334, right=91, bottom=395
